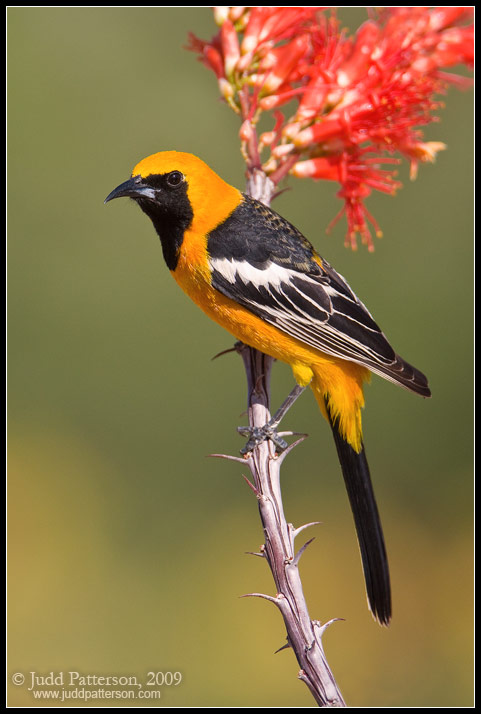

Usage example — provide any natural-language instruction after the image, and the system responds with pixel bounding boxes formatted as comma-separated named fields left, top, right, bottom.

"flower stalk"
left=235, top=342, right=346, bottom=707
left=212, top=167, right=345, bottom=706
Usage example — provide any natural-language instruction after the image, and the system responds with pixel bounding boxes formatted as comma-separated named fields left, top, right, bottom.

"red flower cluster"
left=188, top=7, right=473, bottom=250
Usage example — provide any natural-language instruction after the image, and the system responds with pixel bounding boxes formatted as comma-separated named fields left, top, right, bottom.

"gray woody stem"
left=219, top=168, right=346, bottom=706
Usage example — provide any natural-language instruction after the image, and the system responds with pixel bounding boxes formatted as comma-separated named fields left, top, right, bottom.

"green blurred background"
left=7, top=7, right=473, bottom=707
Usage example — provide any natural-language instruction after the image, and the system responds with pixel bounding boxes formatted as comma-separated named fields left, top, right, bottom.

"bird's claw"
left=238, top=423, right=289, bottom=454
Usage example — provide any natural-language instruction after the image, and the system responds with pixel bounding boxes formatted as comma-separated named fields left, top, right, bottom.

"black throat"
left=136, top=184, right=193, bottom=271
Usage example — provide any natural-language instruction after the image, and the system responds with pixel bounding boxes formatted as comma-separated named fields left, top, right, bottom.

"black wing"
left=207, top=196, right=430, bottom=397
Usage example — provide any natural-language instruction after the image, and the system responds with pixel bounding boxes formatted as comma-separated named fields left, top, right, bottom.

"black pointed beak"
left=104, top=176, right=156, bottom=204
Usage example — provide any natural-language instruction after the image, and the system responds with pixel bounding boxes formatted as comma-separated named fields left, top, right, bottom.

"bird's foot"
left=238, top=421, right=289, bottom=455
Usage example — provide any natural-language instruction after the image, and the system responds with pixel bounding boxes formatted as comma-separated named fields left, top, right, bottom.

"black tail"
left=326, top=402, right=392, bottom=625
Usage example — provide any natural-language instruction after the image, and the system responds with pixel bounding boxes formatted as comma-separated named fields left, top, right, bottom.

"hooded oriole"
left=105, top=150, right=431, bottom=625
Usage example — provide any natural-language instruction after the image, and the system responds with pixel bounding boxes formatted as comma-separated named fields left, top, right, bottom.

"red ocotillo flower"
left=187, top=6, right=473, bottom=250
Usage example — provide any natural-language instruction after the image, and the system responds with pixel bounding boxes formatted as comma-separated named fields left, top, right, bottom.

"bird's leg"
left=238, top=384, right=306, bottom=454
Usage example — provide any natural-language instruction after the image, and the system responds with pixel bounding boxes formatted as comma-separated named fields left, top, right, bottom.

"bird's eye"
left=166, top=171, right=184, bottom=188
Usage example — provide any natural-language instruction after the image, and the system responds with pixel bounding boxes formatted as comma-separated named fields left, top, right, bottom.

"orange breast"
left=172, top=225, right=369, bottom=451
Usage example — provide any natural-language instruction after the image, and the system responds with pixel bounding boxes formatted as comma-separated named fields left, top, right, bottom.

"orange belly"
left=171, top=248, right=369, bottom=451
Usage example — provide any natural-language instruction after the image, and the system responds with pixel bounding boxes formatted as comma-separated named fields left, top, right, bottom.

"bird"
left=105, top=150, right=431, bottom=625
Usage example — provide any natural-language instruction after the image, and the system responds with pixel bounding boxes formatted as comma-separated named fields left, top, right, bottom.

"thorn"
left=271, top=185, right=291, bottom=201
left=245, top=550, right=265, bottom=558
left=274, top=641, right=291, bottom=654
left=314, top=617, right=345, bottom=638
left=208, top=453, right=246, bottom=464
left=292, top=537, right=316, bottom=567
left=241, top=473, right=260, bottom=495
left=276, top=434, right=308, bottom=464
left=239, top=592, right=282, bottom=607
left=211, top=345, right=238, bottom=361
left=291, top=521, right=322, bottom=541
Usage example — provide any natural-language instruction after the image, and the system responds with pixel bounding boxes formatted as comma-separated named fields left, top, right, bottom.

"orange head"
left=105, top=151, right=241, bottom=269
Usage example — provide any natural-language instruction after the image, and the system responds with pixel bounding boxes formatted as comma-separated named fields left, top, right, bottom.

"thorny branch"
left=213, top=169, right=346, bottom=707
